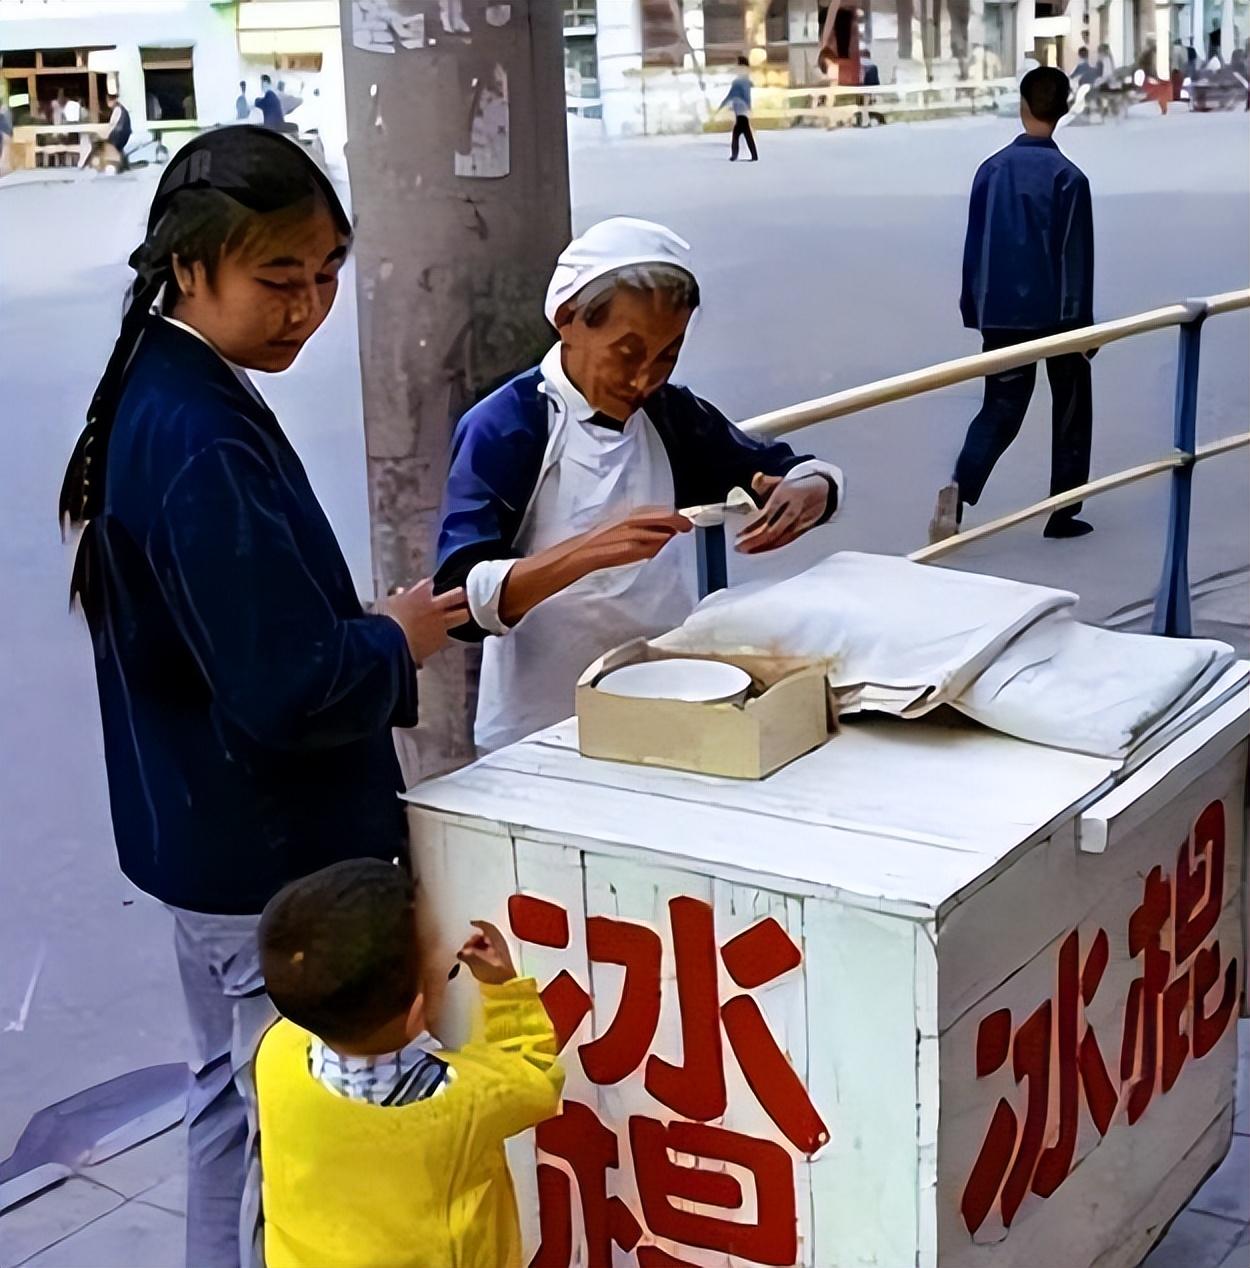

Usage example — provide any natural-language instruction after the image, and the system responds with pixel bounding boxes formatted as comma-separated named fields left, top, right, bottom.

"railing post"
left=696, top=524, right=728, bottom=599
left=1152, top=310, right=1205, bottom=637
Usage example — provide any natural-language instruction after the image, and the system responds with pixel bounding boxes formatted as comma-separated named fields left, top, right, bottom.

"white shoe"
left=928, top=482, right=961, bottom=544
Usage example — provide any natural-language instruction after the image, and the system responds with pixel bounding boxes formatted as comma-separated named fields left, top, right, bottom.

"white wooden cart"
left=404, top=665, right=1248, bottom=1268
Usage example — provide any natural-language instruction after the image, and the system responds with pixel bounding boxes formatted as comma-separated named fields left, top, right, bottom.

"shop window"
left=140, top=46, right=196, bottom=121
left=276, top=53, right=323, bottom=73
left=765, top=0, right=791, bottom=63
left=642, top=0, right=686, bottom=66
left=704, top=0, right=746, bottom=64
left=563, top=0, right=597, bottom=29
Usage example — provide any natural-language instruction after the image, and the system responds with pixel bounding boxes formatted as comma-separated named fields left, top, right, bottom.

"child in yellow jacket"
left=255, top=859, right=563, bottom=1268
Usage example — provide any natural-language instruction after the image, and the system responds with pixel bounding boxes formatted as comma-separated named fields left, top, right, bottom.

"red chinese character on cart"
left=1120, top=800, right=1238, bottom=1122
left=960, top=925, right=1118, bottom=1234
left=960, top=798, right=1240, bottom=1237
left=509, top=893, right=828, bottom=1267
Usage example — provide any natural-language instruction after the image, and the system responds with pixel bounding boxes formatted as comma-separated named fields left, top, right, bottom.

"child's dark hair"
left=737, top=54, right=750, bottom=66
left=1020, top=66, right=1071, bottom=123
left=260, top=860, right=421, bottom=1047
left=59, top=125, right=351, bottom=606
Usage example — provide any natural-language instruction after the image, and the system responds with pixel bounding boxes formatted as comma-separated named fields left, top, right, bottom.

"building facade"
left=0, top=0, right=347, bottom=162
left=563, top=0, right=1247, bottom=136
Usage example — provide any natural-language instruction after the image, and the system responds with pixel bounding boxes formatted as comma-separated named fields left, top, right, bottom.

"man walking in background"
left=720, top=55, right=759, bottom=162
left=1072, top=46, right=1100, bottom=87
left=255, top=74, right=285, bottom=130
left=931, top=66, right=1095, bottom=543
left=105, top=92, right=131, bottom=163
left=235, top=80, right=250, bottom=121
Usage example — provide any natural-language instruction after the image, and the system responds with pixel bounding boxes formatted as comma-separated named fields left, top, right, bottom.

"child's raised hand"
left=457, top=920, right=517, bottom=986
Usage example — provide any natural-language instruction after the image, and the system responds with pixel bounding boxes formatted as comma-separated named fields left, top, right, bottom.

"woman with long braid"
left=59, top=127, right=467, bottom=1267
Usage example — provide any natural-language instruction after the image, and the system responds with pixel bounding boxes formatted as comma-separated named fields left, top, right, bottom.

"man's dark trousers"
left=954, top=328, right=1092, bottom=523
left=731, top=115, right=758, bottom=160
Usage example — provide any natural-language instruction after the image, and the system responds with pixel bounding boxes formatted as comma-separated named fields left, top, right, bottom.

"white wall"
left=597, top=0, right=645, bottom=137
left=0, top=0, right=243, bottom=132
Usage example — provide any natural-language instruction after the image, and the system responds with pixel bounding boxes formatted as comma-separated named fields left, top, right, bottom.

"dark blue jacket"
left=86, top=319, right=417, bottom=914
left=255, top=89, right=285, bottom=129
left=960, top=135, right=1094, bottom=332
left=107, top=104, right=132, bottom=152
left=434, top=366, right=824, bottom=639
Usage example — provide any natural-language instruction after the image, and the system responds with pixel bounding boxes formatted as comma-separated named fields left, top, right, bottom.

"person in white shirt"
left=434, top=218, right=845, bottom=752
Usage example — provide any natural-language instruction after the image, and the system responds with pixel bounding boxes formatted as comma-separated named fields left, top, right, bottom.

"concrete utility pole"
left=338, top=0, right=571, bottom=779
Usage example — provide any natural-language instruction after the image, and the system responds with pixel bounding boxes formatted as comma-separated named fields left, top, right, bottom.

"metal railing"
left=694, top=289, right=1250, bottom=638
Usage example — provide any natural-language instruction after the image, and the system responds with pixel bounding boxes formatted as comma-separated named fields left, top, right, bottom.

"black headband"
left=146, top=124, right=351, bottom=239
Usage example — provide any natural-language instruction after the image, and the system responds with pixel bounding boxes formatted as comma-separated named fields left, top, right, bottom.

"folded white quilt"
left=955, top=611, right=1236, bottom=758
left=652, top=551, right=1237, bottom=761
left=653, top=552, right=1076, bottom=716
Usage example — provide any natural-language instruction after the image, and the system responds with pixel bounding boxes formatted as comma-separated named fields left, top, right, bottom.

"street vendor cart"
left=403, top=554, right=1249, bottom=1268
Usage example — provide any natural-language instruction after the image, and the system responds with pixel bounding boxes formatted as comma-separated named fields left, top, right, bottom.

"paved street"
left=1, top=109, right=1247, bottom=1265
left=571, top=109, right=1250, bottom=636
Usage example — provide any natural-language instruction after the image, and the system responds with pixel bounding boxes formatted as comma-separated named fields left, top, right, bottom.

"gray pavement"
left=1, top=109, right=1247, bottom=1266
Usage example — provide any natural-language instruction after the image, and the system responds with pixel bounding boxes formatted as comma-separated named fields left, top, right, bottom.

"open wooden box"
left=575, top=637, right=833, bottom=779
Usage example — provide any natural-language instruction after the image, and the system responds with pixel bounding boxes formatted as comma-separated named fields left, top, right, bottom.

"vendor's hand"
left=736, top=473, right=829, bottom=554
left=575, top=508, right=691, bottom=575
left=382, top=578, right=469, bottom=665
left=457, top=920, right=517, bottom=986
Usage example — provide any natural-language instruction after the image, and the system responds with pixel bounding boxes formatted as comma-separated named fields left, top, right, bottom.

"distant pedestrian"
left=931, top=66, right=1095, bottom=543
left=236, top=80, right=250, bottom=120
left=1095, top=42, right=1117, bottom=84
left=720, top=55, right=758, bottom=162
left=1171, top=38, right=1187, bottom=99
left=255, top=74, right=285, bottom=129
left=0, top=98, right=13, bottom=177
left=106, top=92, right=132, bottom=165
left=1072, top=46, right=1099, bottom=87
left=859, top=47, right=886, bottom=124
left=1136, top=37, right=1159, bottom=77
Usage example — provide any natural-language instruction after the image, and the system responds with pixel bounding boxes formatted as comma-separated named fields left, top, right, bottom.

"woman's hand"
left=574, top=508, right=692, bottom=573
left=457, top=920, right=517, bottom=985
left=382, top=579, right=469, bottom=665
left=735, top=473, right=829, bottom=554
left=496, top=509, right=691, bottom=628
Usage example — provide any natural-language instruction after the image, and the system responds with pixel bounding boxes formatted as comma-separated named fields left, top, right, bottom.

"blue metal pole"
left=1152, top=314, right=1204, bottom=637
left=696, top=524, right=728, bottom=599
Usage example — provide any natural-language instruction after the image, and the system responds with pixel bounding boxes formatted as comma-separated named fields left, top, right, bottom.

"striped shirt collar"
left=309, top=1031, right=450, bottom=1106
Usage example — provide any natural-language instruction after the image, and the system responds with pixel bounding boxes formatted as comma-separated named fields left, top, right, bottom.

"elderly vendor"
left=435, top=217, right=844, bottom=752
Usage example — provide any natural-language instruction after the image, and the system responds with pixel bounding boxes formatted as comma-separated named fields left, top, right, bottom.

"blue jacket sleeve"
left=666, top=387, right=827, bottom=509
left=146, top=439, right=419, bottom=750
left=435, top=392, right=546, bottom=573
left=433, top=387, right=548, bottom=642
left=960, top=165, right=989, bottom=329
left=1059, top=172, right=1095, bottom=328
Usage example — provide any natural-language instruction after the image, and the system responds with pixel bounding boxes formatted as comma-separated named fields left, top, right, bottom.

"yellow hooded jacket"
left=256, top=977, right=563, bottom=1268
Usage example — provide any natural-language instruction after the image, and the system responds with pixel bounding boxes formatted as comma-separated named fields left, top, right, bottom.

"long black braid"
left=60, top=125, right=350, bottom=607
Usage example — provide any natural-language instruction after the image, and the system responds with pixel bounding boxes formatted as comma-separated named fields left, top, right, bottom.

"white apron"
left=474, top=397, right=698, bottom=753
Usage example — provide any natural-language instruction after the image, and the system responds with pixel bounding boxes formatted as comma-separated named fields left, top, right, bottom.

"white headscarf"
left=544, top=217, right=696, bottom=326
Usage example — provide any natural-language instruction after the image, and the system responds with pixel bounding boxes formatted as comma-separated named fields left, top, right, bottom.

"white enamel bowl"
left=596, top=658, right=752, bottom=705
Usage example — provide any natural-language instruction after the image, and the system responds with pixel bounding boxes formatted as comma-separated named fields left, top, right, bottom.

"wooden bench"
left=13, top=123, right=108, bottom=171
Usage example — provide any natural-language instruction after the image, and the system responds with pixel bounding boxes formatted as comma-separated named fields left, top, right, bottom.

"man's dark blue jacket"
left=960, top=135, right=1094, bottom=333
